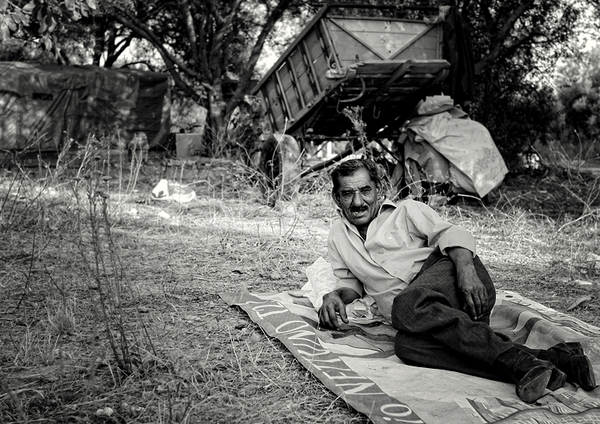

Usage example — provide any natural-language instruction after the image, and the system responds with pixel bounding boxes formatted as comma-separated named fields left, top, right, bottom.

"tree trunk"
left=206, top=81, right=228, bottom=155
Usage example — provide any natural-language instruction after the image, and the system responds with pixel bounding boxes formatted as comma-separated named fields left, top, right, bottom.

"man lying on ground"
left=319, top=158, right=596, bottom=404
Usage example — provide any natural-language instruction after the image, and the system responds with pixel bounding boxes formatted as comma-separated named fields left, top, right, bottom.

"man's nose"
left=351, top=191, right=364, bottom=206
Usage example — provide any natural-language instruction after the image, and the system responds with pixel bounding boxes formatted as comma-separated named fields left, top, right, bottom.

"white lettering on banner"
left=307, top=359, right=356, bottom=373
left=239, top=299, right=424, bottom=424
left=275, top=320, right=310, bottom=334
left=288, top=333, right=323, bottom=352
left=235, top=295, right=425, bottom=424
left=252, top=304, right=288, bottom=319
left=297, top=347, right=331, bottom=356
left=307, top=358, right=343, bottom=364
left=324, top=373, right=366, bottom=380
left=294, top=343, right=327, bottom=351
left=288, top=330, right=320, bottom=344
left=337, top=382, right=383, bottom=395
left=306, top=358, right=350, bottom=372
left=308, top=363, right=350, bottom=372
left=380, top=404, right=424, bottom=423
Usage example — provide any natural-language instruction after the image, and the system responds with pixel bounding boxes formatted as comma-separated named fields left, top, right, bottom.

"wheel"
left=259, top=133, right=300, bottom=205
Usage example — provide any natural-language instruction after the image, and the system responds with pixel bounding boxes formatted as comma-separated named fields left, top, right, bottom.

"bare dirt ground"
left=1, top=153, right=599, bottom=423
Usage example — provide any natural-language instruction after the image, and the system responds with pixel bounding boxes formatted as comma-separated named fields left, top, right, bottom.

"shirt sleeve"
left=406, top=200, right=476, bottom=256
left=327, top=228, right=365, bottom=297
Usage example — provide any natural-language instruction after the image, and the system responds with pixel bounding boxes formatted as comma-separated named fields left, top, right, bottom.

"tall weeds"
left=71, top=140, right=154, bottom=379
left=1, top=135, right=152, bottom=381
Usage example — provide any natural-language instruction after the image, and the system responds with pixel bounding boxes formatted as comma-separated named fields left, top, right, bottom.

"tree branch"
left=179, top=0, right=198, bottom=65
left=206, top=0, right=243, bottom=82
left=474, top=0, right=536, bottom=75
left=111, top=6, right=203, bottom=102
left=228, top=0, right=299, bottom=113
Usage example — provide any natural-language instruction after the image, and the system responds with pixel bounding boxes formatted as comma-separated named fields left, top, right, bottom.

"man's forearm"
left=447, top=246, right=475, bottom=269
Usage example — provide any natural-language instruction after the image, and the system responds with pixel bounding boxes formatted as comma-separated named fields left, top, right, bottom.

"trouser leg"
left=392, top=249, right=514, bottom=377
left=395, top=332, right=511, bottom=381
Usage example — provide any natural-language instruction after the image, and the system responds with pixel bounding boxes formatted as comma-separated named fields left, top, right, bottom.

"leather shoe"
left=494, top=347, right=557, bottom=403
left=538, top=342, right=597, bottom=391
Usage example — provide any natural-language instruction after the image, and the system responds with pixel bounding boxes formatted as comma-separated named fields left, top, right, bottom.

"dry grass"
left=1, top=147, right=599, bottom=423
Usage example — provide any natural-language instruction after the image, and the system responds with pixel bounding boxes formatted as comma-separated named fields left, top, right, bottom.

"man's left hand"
left=456, top=264, right=487, bottom=320
left=448, top=247, right=488, bottom=320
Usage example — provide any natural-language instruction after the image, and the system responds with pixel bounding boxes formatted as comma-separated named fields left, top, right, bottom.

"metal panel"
left=305, top=28, right=330, bottom=92
left=390, top=25, right=442, bottom=60
left=327, top=18, right=442, bottom=66
left=287, top=53, right=307, bottom=109
left=278, top=63, right=302, bottom=118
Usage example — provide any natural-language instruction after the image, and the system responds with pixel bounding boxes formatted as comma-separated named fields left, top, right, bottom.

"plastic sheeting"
left=402, top=108, right=508, bottom=198
left=0, top=62, right=170, bottom=151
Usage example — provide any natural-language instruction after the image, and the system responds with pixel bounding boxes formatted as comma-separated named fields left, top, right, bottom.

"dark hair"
left=330, top=158, right=382, bottom=195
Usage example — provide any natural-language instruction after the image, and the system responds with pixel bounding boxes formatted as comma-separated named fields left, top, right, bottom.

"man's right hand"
left=319, top=291, right=349, bottom=330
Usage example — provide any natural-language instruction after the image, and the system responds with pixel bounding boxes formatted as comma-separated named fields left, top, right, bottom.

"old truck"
left=251, top=2, right=474, bottom=201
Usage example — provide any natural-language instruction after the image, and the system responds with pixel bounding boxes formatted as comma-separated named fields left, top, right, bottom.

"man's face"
left=334, top=168, right=381, bottom=232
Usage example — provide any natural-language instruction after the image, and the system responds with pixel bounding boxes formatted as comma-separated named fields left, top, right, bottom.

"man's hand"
left=448, top=247, right=488, bottom=320
left=318, top=288, right=360, bottom=330
left=456, top=263, right=487, bottom=320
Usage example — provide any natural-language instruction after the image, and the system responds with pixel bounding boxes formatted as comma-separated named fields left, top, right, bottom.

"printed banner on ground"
left=220, top=289, right=600, bottom=424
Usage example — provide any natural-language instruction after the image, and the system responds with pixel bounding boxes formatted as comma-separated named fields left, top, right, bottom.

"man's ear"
left=332, top=192, right=341, bottom=208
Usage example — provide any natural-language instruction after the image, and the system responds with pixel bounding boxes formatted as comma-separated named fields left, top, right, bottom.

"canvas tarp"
left=0, top=61, right=170, bottom=151
left=399, top=105, right=508, bottom=199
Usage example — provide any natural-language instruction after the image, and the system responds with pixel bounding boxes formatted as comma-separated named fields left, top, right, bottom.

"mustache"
left=350, top=206, right=368, bottom=212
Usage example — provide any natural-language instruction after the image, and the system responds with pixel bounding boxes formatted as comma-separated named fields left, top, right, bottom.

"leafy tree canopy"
left=1, top=0, right=97, bottom=60
left=554, top=45, right=600, bottom=146
left=100, top=0, right=308, bottom=151
left=458, top=0, right=596, bottom=162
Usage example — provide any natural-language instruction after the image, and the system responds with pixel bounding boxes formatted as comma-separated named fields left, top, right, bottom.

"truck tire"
left=259, top=133, right=300, bottom=205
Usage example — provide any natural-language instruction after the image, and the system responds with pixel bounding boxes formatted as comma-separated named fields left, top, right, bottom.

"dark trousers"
left=391, top=248, right=515, bottom=381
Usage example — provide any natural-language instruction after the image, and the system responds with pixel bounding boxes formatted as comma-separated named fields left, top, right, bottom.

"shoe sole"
left=517, top=366, right=553, bottom=403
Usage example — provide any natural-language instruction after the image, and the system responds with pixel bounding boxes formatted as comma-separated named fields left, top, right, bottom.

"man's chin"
left=347, top=214, right=370, bottom=227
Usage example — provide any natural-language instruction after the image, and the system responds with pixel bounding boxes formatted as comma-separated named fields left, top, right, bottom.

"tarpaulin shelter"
left=0, top=61, right=170, bottom=152
left=393, top=96, right=508, bottom=201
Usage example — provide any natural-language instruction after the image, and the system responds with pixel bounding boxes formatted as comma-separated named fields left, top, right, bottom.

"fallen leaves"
left=566, top=295, right=594, bottom=311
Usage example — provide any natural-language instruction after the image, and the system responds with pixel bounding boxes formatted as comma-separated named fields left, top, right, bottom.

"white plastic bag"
left=152, top=179, right=196, bottom=203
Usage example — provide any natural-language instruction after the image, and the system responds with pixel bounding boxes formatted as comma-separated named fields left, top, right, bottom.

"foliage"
left=3, top=0, right=600, bottom=164
left=103, top=0, right=309, bottom=156
left=460, top=0, right=587, bottom=164
left=0, top=0, right=97, bottom=61
left=554, top=45, right=600, bottom=154
left=470, top=84, right=558, bottom=169
left=464, top=0, right=581, bottom=77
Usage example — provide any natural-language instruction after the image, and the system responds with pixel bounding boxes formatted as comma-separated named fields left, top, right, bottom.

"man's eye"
left=341, top=192, right=353, bottom=199
left=361, top=188, right=372, bottom=195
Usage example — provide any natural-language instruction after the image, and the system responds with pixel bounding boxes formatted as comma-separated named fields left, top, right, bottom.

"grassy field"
left=1, top=146, right=599, bottom=423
